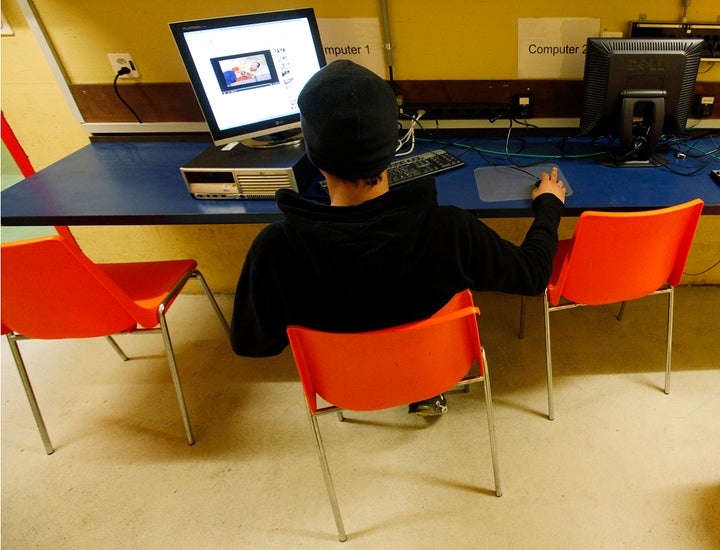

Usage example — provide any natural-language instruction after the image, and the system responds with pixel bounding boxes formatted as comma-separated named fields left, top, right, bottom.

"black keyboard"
left=388, top=149, right=464, bottom=186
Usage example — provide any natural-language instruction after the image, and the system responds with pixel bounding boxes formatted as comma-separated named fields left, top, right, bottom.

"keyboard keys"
left=388, top=149, right=464, bottom=186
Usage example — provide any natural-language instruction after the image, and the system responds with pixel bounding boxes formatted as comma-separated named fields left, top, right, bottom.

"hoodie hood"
left=275, top=178, right=438, bottom=288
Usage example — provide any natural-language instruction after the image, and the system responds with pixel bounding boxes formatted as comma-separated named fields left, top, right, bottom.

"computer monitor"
left=170, top=8, right=326, bottom=148
left=579, top=38, right=704, bottom=167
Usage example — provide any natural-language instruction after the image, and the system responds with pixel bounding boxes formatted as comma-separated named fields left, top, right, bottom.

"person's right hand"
left=532, top=167, right=566, bottom=204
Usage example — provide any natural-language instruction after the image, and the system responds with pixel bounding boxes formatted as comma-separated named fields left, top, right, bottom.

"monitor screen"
left=579, top=38, right=704, bottom=167
left=170, top=9, right=326, bottom=147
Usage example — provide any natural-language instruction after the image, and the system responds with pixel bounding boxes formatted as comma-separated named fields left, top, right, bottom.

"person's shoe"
left=408, top=394, right=448, bottom=416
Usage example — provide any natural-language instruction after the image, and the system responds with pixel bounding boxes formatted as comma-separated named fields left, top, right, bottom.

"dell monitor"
left=579, top=38, right=704, bottom=167
left=170, top=8, right=326, bottom=148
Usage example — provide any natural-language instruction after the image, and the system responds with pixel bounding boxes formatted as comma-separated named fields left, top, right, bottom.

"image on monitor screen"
left=170, top=8, right=326, bottom=148
left=579, top=38, right=704, bottom=167
left=212, top=50, right=279, bottom=93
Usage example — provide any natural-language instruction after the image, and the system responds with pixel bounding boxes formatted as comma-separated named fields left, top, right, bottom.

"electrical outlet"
left=108, top=53, right=140, bottom=78
left=512, top=94, right=534, bottom=119
left=695, top=96, right=715, bottom=118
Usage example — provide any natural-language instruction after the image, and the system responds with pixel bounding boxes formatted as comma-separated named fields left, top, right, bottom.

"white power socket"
left=108, top=53, right=140, bottom=78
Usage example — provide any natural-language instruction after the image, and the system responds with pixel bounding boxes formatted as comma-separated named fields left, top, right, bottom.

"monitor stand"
left=601, top=91, right=668, bottom=168
left=241, top=129, right=303, bottom=149
left=596, top=152, right=669, bottom=168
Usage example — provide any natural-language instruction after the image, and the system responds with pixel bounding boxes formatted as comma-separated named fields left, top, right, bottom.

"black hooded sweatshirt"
left=231, top=177, right=563, bottom=357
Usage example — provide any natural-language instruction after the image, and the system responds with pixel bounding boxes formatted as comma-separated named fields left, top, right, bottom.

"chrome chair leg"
left=518, top=295, right=527, bottom=339
left=664, top=287, right=675, bottom=395
left=193, top=270, right=230, bottom=335
left=543, top=292, right=555, bottom=421
left=481, top=349, right=502, bottom=497
left=105, top=335, right=129, bottom=361
left=158, top=306, right=195, bottom=446
left=153, top=267, right=227, bottom=447
left=617, top=301, right=627, bottom=320
left=7, top=334, right=55, bottom=455
left=309, top=410, right=347, bottom=542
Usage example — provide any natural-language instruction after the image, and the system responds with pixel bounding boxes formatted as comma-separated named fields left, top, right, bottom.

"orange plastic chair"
left=1, top=234, right=230, bottom=454
left=518, top=199, right=704, bottom=420
left=286, top=289, right=501, bottom=542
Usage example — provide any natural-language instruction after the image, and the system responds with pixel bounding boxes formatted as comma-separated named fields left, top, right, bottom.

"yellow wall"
left=2, top=0, right=719, bottom=291
left=7, top=0, right=720, bottom=82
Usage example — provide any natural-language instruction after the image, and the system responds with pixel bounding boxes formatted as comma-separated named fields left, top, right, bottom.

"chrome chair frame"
left=5, top=269, right=229, bottom=454
left=306, top=350, right=501, bottom=542
left=519, top=284, right=674, bottom=421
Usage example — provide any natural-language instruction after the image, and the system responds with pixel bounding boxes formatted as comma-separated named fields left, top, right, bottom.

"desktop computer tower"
left=180, top=143, right=319, bottom=199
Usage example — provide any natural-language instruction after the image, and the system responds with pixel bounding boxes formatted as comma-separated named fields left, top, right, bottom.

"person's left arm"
left=230, top=228, right=290, bottom=357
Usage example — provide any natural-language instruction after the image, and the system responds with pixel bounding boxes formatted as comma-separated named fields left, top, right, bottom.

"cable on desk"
left=664, top=135, right=720, bottom=161
left=113, top=68, right=143, bottom=124
left=413, top=124, right=718, bottom=174
left=396, top=109, right=426, bottom=157
left=417, top=135, right=606, bottom=162
left=503, top=119, right=555, bottom=168
left=656, top=133, right=720, bottom=176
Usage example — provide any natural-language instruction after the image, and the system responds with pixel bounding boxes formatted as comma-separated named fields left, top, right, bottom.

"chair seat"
left=99, top=259, right=198, bottom=328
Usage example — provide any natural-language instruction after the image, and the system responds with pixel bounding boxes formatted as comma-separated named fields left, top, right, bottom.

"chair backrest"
left=548, top=199, right=704, bottom=306
left=1, top=235, right=142, bottom=339
left=1, top=111, right=79, bottom=247
left=287, top=289, right=483, bottom=413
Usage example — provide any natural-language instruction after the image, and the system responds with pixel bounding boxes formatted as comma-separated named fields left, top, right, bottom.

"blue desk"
left=2, top=136, right=719, bottom=226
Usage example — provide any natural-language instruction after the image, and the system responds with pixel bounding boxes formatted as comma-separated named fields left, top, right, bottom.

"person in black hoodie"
left=231, top=59, right=566, bottom=415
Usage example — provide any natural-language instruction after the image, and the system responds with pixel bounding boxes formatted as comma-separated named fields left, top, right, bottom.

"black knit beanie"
left=298, top=60, right=398, bottom=180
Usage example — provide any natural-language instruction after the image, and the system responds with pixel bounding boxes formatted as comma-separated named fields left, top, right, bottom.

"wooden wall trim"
left=70, top=83, right=204, bottom=123
left=70, top=80, right=720, bottom=124
left=392, top=80, right=585, bottom=118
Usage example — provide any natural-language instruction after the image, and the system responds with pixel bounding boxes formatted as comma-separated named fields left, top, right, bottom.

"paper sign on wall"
left=317, top=18, right=387, bottom=77
left=518, top=18, right=600, bottom=78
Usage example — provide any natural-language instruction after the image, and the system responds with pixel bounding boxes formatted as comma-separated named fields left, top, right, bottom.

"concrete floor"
left=2, top=287, right=719, bottom=549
